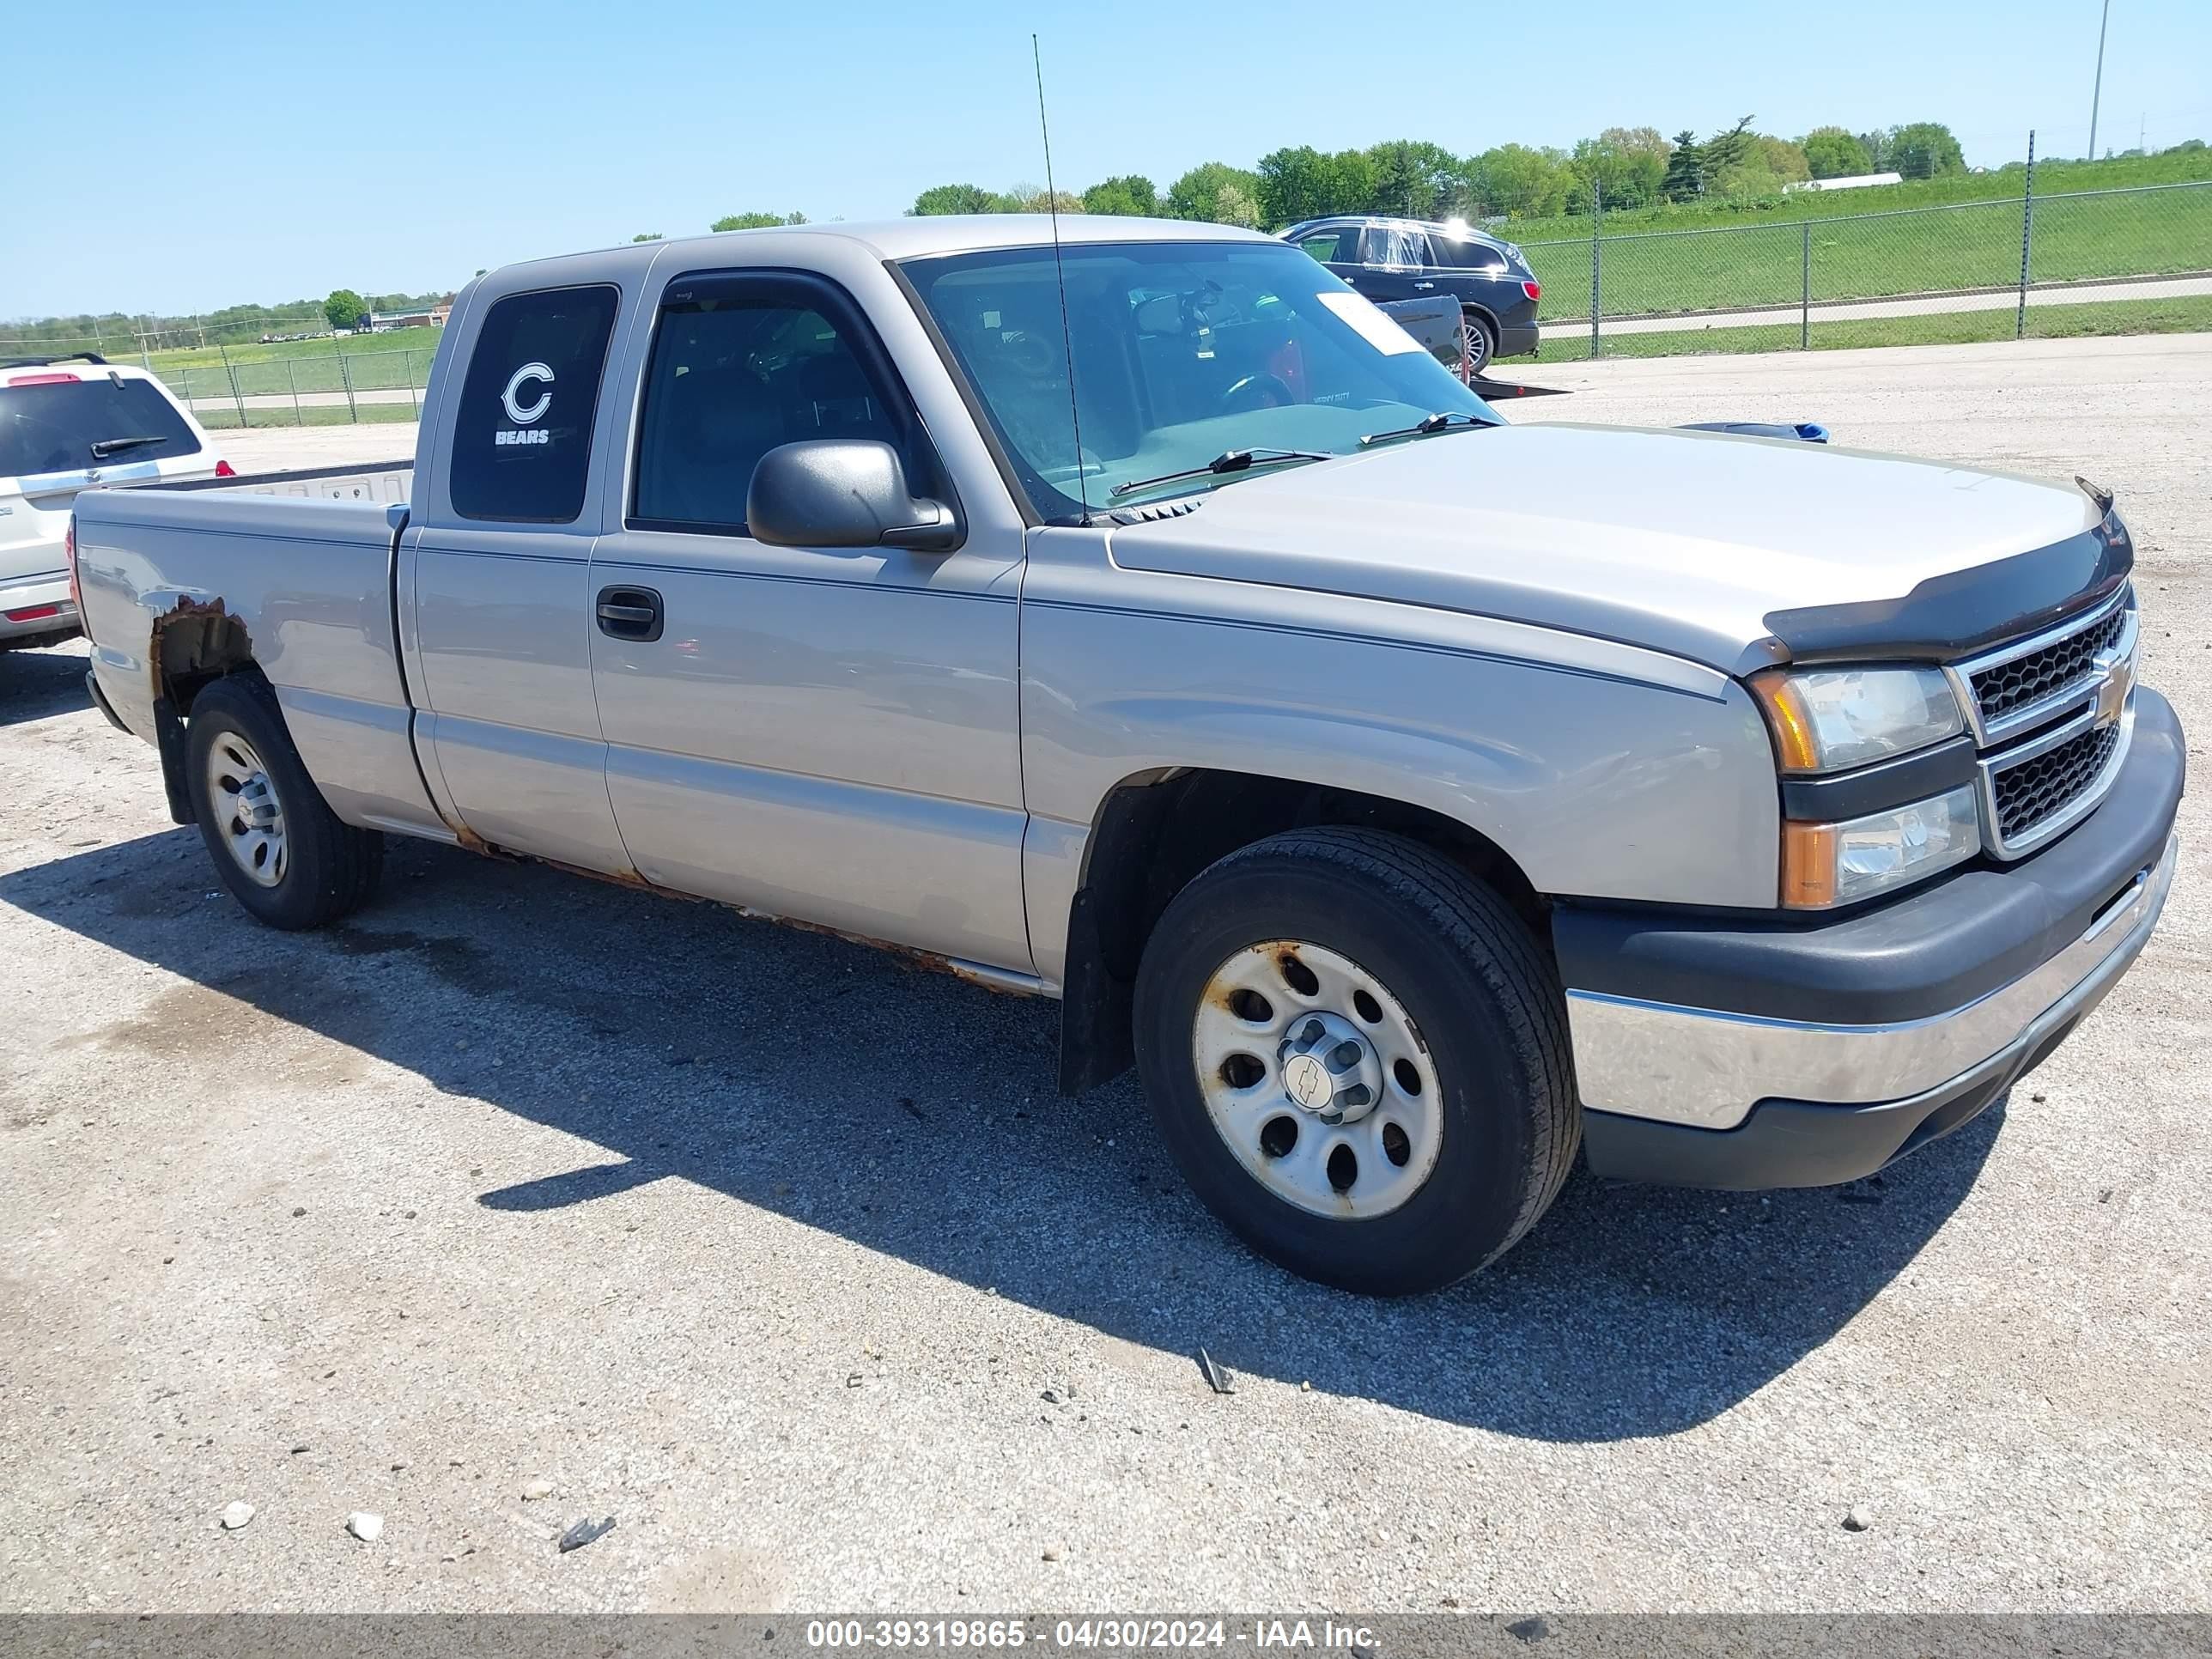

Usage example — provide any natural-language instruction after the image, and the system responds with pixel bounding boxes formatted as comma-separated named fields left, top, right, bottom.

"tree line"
left=672, top=118, right=2002, bottom=240
left=890, top=120, right=1979, bottom=232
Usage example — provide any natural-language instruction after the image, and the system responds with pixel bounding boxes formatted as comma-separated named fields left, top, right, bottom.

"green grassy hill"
left=1516, top=165, right=2212, bottom=321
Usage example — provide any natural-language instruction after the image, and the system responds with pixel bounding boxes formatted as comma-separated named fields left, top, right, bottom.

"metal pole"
left=2017, top=131, right=2037, bottom=340
left=339, top=350, right=358, bottom=422
left=219, top=342, right=248, bottom=429
left=1801, top=222, right=1812, bottom=349
left=1589, top=179, right=1601, bottom=360
left=286, top=358, right=302, bottom=426
left=405, top=351, right=420, bottom=421
left=2088, top=0, right=2112, bottom=159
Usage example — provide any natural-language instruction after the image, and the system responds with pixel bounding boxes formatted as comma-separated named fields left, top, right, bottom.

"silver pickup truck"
left=70, top=217, right=2184, bottom=1295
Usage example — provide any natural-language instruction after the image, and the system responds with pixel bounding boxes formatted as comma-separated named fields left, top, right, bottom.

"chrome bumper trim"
left=1566, top=831, right=2178, bottom=1130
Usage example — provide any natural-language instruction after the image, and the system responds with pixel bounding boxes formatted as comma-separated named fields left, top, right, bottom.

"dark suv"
left=1282, top=216, right=1541, bottom=373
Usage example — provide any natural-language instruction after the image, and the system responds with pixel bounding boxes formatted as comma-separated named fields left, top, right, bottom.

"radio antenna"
left=1032, top=33, right=1091, bottom=525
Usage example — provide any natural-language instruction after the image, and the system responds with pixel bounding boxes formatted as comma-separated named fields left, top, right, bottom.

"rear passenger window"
left=449, top=285, right=619, bottom=524
left=1363, top=227, right=1432, bottom=270
left=631, top=282, right=915, bottom=533
left=1434, top=238, right=1507, bottom=273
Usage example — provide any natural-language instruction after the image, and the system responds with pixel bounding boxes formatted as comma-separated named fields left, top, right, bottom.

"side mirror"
left=746, top=439, right=960, bottom=552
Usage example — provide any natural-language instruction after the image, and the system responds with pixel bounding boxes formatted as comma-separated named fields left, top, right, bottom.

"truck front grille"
left=1968, top=604, right=2127, bottom=728
left=1949, top=585, right=2137, bottom=860
left=1990, top=720, right=2122, bottom=842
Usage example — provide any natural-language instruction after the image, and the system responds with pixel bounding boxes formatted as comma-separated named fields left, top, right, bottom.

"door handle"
left=595, top=585, right=664, bottom=642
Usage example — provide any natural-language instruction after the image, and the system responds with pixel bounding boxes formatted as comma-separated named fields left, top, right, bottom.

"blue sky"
left=9, top=0, right=2209, bottom=319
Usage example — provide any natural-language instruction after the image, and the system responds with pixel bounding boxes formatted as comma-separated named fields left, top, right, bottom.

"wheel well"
left=1460, top=303, right=1500, bottom=337
left=147, top=602, right=258, bottom=824
left=1054, top=768, right=1544, bottom=1094
left=150, top=598, right=256, bottom=714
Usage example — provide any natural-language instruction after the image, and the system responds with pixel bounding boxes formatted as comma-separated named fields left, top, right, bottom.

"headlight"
left=1750, top=665, right=1964, bottom=773
left=1780, top=785, right=1981, bottom=908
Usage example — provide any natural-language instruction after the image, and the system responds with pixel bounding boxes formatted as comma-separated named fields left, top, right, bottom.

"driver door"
left=584, top=267, right=1033, bottom=975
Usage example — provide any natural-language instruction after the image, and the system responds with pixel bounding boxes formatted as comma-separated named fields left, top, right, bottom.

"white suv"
left=2, top=354, right=230, bottom=649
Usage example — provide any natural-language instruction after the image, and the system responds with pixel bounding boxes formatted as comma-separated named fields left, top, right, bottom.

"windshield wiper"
left=1110, top=447, right=1334, bottom=500
left=1358, top=410, right=1493, bottom=447
left=88, top=434, right=168, bottom=459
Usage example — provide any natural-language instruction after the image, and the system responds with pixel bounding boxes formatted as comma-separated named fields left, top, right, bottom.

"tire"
left=1459, top=312, right=1496, bottom=380
left=185, top=673, right=384, bottom=930
left=1133, top=827, right=1577, bottom=1295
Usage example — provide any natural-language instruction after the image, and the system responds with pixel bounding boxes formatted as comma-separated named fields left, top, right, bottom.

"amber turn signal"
left=1779, top=819, right=1839, bottom=908
left=1748, top=669, right=1820, bottom=772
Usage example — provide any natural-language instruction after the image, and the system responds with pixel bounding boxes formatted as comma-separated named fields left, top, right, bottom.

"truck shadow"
left=0, top=643, right=92, bottom=728
left=1, top=827, right=1996, bottom=1443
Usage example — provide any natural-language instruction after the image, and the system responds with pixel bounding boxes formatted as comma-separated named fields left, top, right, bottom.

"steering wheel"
left=997, top=328, right=1059, bottom=380
left=1218, top=373, right=1295, bottom=416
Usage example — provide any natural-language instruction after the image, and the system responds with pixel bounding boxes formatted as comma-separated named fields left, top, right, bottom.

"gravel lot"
left=3, top=335, right=2208, bottom=1613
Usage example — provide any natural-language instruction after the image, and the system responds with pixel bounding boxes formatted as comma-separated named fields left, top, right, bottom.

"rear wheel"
left=1459, top=312, right=1497, bottom=380
left=1133, top=827, right=1577, bottom=1295
left=185, top=674, right=383, bottom=930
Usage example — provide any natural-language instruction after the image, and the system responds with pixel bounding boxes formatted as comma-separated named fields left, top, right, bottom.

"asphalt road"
left=3, top=335, right=2208, bottom=1613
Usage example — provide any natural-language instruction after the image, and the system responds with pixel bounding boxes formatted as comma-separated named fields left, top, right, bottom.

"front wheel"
left=1133, top=828, right=1577, bottom=1295
left=185, top=674, right=384, bottom=930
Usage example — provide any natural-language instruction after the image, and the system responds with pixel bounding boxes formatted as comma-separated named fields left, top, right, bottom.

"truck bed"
left=153, top=458, right=414, bottom=503
left=70, top=480, right=452, bottom=841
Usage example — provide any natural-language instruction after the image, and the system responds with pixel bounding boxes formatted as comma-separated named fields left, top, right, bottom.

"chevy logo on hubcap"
left=1283, top=1054, right=1333, bottom=1113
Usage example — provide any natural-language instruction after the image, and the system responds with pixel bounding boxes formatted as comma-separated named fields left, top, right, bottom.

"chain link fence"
left=1517, top=175, right=2212, bottom=361
left=149, top=343, right=438, bottom=429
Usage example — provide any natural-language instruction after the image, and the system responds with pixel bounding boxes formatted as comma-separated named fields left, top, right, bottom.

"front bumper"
left=1556, top=685, right=2185, bottom=1189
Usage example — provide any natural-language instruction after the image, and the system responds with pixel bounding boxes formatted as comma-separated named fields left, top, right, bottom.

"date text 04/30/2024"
left=804, top=1621, right=1379, bottom=1650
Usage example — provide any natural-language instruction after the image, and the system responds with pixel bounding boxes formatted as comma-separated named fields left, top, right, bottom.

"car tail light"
left=65, top=519, right=81, bottom=612
left=4, top=604, right=64, bottom=623
left=1522, top=280, right=1541, bottom=301
left=215, top=459, right=237, bottom=477
left=6, top=371, right=78, bottom=386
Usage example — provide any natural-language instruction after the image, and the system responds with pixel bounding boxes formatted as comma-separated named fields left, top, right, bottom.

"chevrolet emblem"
left=2094, top=648, right=2135, bottom=727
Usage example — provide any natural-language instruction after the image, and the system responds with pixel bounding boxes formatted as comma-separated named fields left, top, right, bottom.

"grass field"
left=69, top=326, right=449, bottom=404
left=125, top=325, right=444, bottom=374
left=1522, top=290, right=2212, bottom=363
left=1503, top=147, right=2212, bottom=241
left=1520, top=179, right=2212, bottom=321
left=187, top=400, right=422, bottom=431
left=161, top=334, right=441, bottom=411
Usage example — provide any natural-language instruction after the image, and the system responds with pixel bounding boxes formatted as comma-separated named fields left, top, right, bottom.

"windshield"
left=899, top=240, right=1498, bottom=518
left=0, top=374, right=201, bottom=481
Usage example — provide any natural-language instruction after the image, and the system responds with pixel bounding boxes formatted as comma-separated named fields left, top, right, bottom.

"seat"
left=643, top=362, right=788, bottom=526
left=795, top=349, right=885, bottom=439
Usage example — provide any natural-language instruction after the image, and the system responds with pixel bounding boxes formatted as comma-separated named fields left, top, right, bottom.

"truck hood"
left=1104, top=422, right=2106, bottom=675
